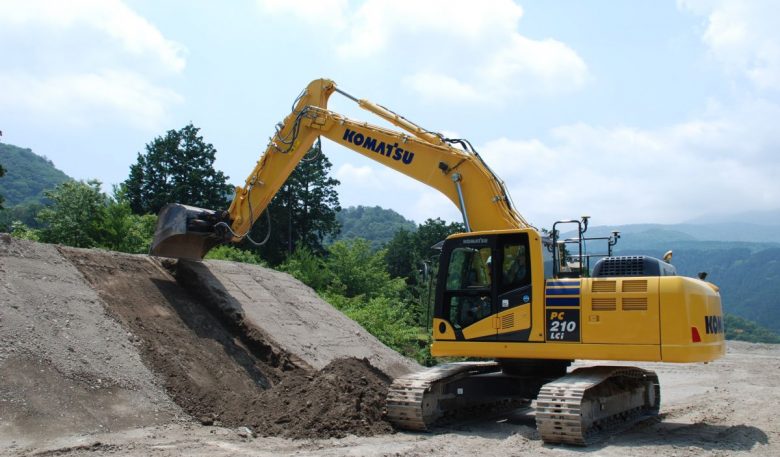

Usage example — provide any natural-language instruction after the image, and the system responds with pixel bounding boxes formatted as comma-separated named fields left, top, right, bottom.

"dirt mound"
left=0, top=236, right=180, bottom=447
left=55, top=245, right=400, bottom=439
left=233, top=357, right=392, bottom=439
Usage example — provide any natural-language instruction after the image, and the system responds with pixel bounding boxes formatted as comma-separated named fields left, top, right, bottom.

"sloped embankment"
left=58, top=246, right=397, bottom=438
left=0, top=236, right=180, bottom=447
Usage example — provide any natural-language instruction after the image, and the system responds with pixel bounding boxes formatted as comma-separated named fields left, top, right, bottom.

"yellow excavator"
left=150, top=78, right=725, bottom=445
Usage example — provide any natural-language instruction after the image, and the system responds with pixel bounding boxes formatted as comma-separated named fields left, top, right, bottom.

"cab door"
left=439, top=238, right=496, bottom=341
left=494, top=233, right=533, bottom=342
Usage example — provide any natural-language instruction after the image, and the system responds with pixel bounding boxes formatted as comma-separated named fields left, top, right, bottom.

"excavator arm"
left=151, top=78, right=528, bottom=260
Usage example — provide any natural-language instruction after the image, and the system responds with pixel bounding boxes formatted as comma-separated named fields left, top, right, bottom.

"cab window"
left=446, top=247, right=492, bottom=290
left=500, top=243, right=530, bottom=292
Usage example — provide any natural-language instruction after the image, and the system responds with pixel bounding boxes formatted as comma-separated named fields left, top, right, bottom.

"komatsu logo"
left=704, top=315, right=724, bottom=334
left=342, top=129, right=415, bottom=165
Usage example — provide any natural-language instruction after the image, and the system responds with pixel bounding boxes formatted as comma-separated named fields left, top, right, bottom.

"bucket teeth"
left=150, top=203, right=227, bottom=261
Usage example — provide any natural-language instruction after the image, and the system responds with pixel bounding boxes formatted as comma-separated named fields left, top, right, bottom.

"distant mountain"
left=560, top=223, right=780, bottom=335
left=580, top=222, right=780, bottom=244
left=0, top=143, right=71, bottom=206
left=725, top=314, right=780, bottom=343
left=334, top=205, right=417, bottom=250
left=685, top=209, right=780, bottom=226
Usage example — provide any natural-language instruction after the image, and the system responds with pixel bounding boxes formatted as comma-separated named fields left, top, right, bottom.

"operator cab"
left=434, top=230, right=533, bottom=341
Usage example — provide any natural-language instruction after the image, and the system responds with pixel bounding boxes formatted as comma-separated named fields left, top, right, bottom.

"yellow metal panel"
left=462, top=314, right=497, bottom=340
left=528, top=232, right=546, bottom=342
left=581, top=277, right=660, bottom=345
left=495, top=303, right=531, bottom=336
left=431, top=341, right=661, bottom=362
left=658, top=277, right=725, bottom=361
left=432, top=318, right=456, bottom=340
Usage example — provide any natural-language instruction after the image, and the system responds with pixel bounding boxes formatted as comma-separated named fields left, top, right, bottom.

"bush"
left=205, top=245, right=266, bottom=265
left=324, top=292, right=419, bottom=357
left=10, top=221, right=40, bottom=241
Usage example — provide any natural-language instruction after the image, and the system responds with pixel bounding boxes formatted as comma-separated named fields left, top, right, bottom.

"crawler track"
left=535, top=366, right=660, bottom=445
left=385, top=362, right=502, bottom=430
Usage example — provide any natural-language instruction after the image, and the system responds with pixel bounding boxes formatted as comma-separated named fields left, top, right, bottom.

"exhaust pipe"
left=149, top=203, right=230, bottom=261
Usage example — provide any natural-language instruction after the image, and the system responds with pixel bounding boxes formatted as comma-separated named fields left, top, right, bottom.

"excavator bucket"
left=149, top=203, right=227, bottom=261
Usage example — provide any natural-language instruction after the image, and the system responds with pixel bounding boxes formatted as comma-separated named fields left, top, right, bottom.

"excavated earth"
left=2, top=235, right=779, bottom=456
left=0, top=236, right=414, bottom=448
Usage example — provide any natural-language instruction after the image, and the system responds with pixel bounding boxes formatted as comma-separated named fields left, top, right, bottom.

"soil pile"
left=236, top=358, right=392, bottom=438
left=56, top=245, right=401, bottom=438
left=0, top=236, right=180, bottom=447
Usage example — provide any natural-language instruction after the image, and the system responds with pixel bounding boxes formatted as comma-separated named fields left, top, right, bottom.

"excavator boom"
left=151, top=78, right=526, bottom=260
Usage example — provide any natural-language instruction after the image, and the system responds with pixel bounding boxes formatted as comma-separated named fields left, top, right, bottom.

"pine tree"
left=124, top=123, right=232, bottom=215
left=249, top=142, right=341, bottom=265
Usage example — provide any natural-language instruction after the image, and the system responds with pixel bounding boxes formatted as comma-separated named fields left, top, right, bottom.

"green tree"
left=37, top=180, right=106, bottom=248
left=724, top=313, right=780, bottom=343
left=251, top=143, right=341, bottom=265
left=10, top=220, right=40, bottom=241
left=311, top=238, right=419, bottom=358
left=325, top=239, right=405, bottom=299
left=0, top=202, right=45, bottom=231
left=124, top=123, right=232, bottom=215
left=0, top=163, right=5, bottom=209
left=385, top=228, right=416, bottom=279
left=205, top=245, right=265, bottom=265
left=385, top=218, right=464, bottom=283
left=279, top=246, right=331, bottom=291
left=385, top=218, right=464, bottom=328
left=326, top=293, right=419, bottom=356
left=335, top=205, right=416, bottom=250
left=99, top=185, right=156, bottom=253
left=413, top=218, right=465, bottom=257
left=24, top=181, right=154, bottom=253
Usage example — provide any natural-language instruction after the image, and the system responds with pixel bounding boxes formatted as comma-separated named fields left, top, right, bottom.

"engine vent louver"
left=501, top=314, right=514, bottom=329
left=622, top=297, right=648, bottom=311
left=592, top=297, right=617, bottom=311
left=622, top=280, right=648, bottom=293
left=592, top=281, right=616, bottom=293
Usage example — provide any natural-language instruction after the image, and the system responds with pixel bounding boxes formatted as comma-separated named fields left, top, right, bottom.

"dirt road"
left=1, top=236, right=778, bottom=456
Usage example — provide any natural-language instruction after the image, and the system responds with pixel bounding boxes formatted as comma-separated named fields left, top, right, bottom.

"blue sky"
left=1, top=0, right=779, bottom=229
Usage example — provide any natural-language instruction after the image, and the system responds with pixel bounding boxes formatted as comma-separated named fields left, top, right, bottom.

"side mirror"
left=697, top=271, right=708, bottom=281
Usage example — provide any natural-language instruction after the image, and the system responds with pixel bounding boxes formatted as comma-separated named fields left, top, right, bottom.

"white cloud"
left=478, top=96, right=780, bottom=226
left=0, top=70, right=183, bottom=129
left=0, top=0, right=185, bottom=129
left=257, top=0, right=349, bottom=30
left=680, top=0, right=780, bottom=90
left=401, top=73, right=482, bottom=104
left=335, top=163, right=380, bottom=187
left=334, top=0, right=523, bottom=56
left=479, top=34, right=588, bottom=97
left=409, top=191, right=463, bottom=224
left=257, top=0, right=588, bottom=103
